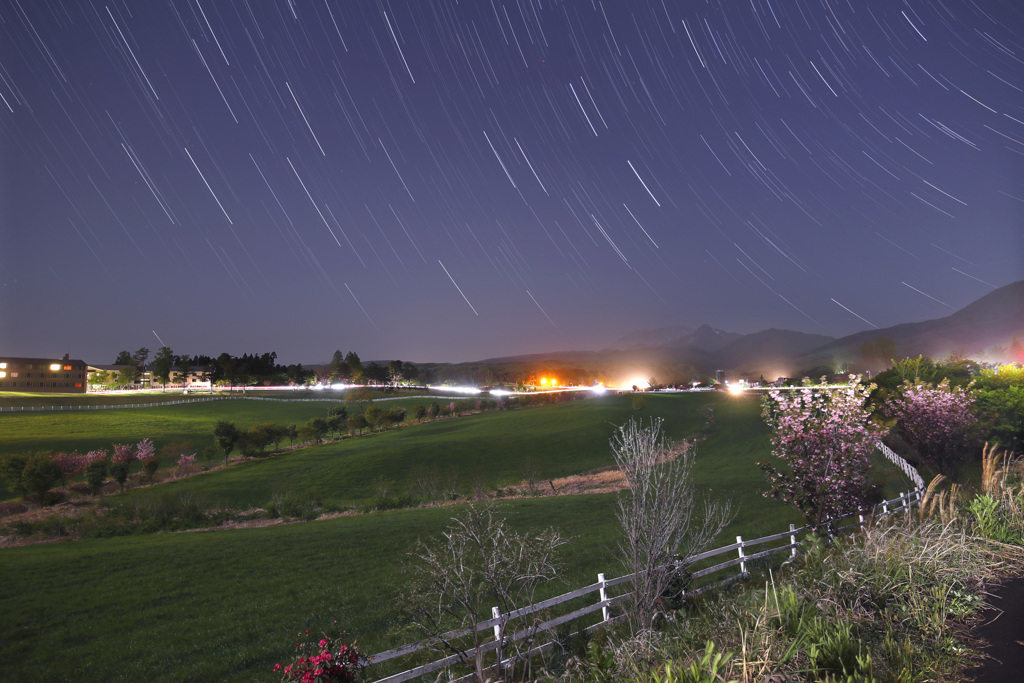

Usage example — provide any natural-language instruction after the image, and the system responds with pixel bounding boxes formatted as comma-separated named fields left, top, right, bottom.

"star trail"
left=1, top=1, right=1021, bottom=363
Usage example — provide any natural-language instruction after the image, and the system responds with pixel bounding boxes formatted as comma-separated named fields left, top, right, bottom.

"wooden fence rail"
left=365, top=481, right=924, bottom=683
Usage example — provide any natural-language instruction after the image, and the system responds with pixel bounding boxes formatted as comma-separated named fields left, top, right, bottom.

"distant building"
left=86, top=364, right=147, bottom=390
left=0, top=354, right=88, bottom=393
left=164, top=366, right=212, bottom=391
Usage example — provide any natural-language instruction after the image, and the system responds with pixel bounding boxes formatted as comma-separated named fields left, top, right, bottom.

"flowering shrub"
left=275, top=629, right=363, bottom=683
left=134, top=438, right=156, bottom=462
left=110, top=444, right=134, bottom=491
left=83, top=450, right=108, bottom=466
left=760, top=378, right=883, bottom=527
left=176, top=453, right=196, bottom=475
left=53, top=452, right=85, bottom=488
left=112, top=443, right=135, bottom=465
left=887, top=378, right=977, bottom=477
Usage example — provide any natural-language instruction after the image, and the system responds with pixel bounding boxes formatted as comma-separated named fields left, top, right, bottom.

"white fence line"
left=0, top=397, right=232, bottom=412
left=877, top=440, right=925, bottom=490
left=364, top=442, right=925, bottom=683
left=0, top=395, right=501, bottom=412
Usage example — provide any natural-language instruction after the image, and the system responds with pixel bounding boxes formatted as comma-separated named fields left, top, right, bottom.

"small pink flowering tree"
left=53, top=452, right=85, bottom=488
left=112, top=443, right=135, bottom=464
left=83, top=450, right=109, bottom=495
left=887, top=378, right=977, bottom=479
left=760, top=378, right=883, bottom=528
left=176, top=452, right=196, bottom=476
left=135, top=438, right=159, bottom=483
left=134, top=438, right=155, bottom=462
left=110, top=443, right=135, bottom=491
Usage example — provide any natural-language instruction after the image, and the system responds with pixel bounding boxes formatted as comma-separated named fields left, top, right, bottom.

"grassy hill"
left=109, top=393, right=712, bottom=510
left=0, top=391, right=920, bottom=681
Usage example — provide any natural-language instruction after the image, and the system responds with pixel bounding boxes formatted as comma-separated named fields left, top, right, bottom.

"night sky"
left=1, top=1, right=1022, bottom=365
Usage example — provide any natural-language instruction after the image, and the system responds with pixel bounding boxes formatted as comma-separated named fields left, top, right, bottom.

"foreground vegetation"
left=0, top=496, right=619, bottom=682
left=2, top=360, right=1020, bottom=682
left=0, top=393, right=801, bottom=681
left=553, top=447, right=1024, bottom=683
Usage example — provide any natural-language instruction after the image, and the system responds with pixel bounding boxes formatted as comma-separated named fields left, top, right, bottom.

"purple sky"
left=1, top=1, right=1022, bottom=364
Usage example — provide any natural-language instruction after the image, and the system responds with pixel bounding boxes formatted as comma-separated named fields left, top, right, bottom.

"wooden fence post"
left=736, top=536, right=746, bottom=576
left=789, top=525, right=797, bottom=558
left=597, top=573, right=609, bottom=623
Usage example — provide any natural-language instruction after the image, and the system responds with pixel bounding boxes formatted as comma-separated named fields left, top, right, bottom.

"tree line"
left=94, top=347, right=424, bottom=391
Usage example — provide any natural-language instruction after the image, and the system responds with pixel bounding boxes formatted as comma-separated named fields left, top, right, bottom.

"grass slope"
left=111, top=394, right=714, bottom=509
left=1, top=497, right=622, bottom=682
left=0, top=392, right=922, bottom=681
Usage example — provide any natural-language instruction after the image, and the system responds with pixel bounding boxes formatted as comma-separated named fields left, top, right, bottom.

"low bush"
left=265, top=491, right=324, bottom=521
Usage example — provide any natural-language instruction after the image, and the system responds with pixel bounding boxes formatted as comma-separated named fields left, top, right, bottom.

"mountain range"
left=479, top=280, right=1024, bottom=380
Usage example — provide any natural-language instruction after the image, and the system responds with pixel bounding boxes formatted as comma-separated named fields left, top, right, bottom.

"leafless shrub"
left=612, top=417, right=733, bottom=633
left=406, top=505, right=565, bottom=682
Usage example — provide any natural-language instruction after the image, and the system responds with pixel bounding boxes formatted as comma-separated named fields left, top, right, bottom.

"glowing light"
left=0, top=371, right=5, bottom=378
left=0, top=363, right=6, bottom=369
left=590, top=384, right=606, bottom=394
left=429, top=385, right=481, bottom=395
left=540, top=378, right=548, bottom=385
left=627, top=377, right=650, bottom=390
left=49, top=363, right=61, bottom=371
left=491, top=389, right=512, bottom=396
left=728, top=383, right=745, bottom=395
left=550, top=378, right=558, bottom=387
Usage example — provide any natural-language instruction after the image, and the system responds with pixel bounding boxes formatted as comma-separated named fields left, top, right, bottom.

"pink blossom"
left=886, top=378, right=976, bottom=477
left=760, top=378, right=883, bottom=527
left=135, top=438, right=155, bottom=462
left=112, top=443, right=135, bottom=464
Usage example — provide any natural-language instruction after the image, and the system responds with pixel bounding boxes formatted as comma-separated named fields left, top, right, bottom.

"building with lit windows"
left=0, top=354, right=88, bottom=393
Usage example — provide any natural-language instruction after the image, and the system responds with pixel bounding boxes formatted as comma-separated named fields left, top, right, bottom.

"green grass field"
left=0, top=391, right=923, bottom=681
left=108, top=393, right=714, bottom=510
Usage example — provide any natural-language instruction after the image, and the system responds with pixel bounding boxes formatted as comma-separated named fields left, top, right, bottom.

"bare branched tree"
left=407, top=506, right=565, bottom=682
left=612, top=417, right=733, bottom=632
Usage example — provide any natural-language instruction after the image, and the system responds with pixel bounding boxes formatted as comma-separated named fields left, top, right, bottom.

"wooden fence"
left=364, top=446, right=925, bottom=683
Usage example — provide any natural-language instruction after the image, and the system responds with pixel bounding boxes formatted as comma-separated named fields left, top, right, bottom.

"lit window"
left=0, top=371, right=5, bottom=378
left=50, top=363, right=61, bottom=371
left=64, top=365, right=72, bottom=370
left=0, top=362, right=6, bottom=369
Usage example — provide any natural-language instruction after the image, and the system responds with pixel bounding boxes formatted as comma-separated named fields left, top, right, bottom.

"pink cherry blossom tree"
left=760, top=378, right=884, bottom=528
left=53, top=452, right=85, bottom=489
left=134, top=438, right=155, bottom=462
left=112, top=443, right=135, bottom=464
left=887, top=378, right=977, bottom=479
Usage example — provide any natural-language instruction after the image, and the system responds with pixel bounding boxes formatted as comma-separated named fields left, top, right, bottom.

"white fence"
left=877, top=441, right=925, bottom=490
left=0, top=395, right=498, bottom=412
left=0, top=397, right=232, bottom=412
left=363, top=442, right=925, bottom=683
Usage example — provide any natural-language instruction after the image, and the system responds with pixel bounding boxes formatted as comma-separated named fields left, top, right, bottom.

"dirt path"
left=969, top=576, right=1024, bottom=682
